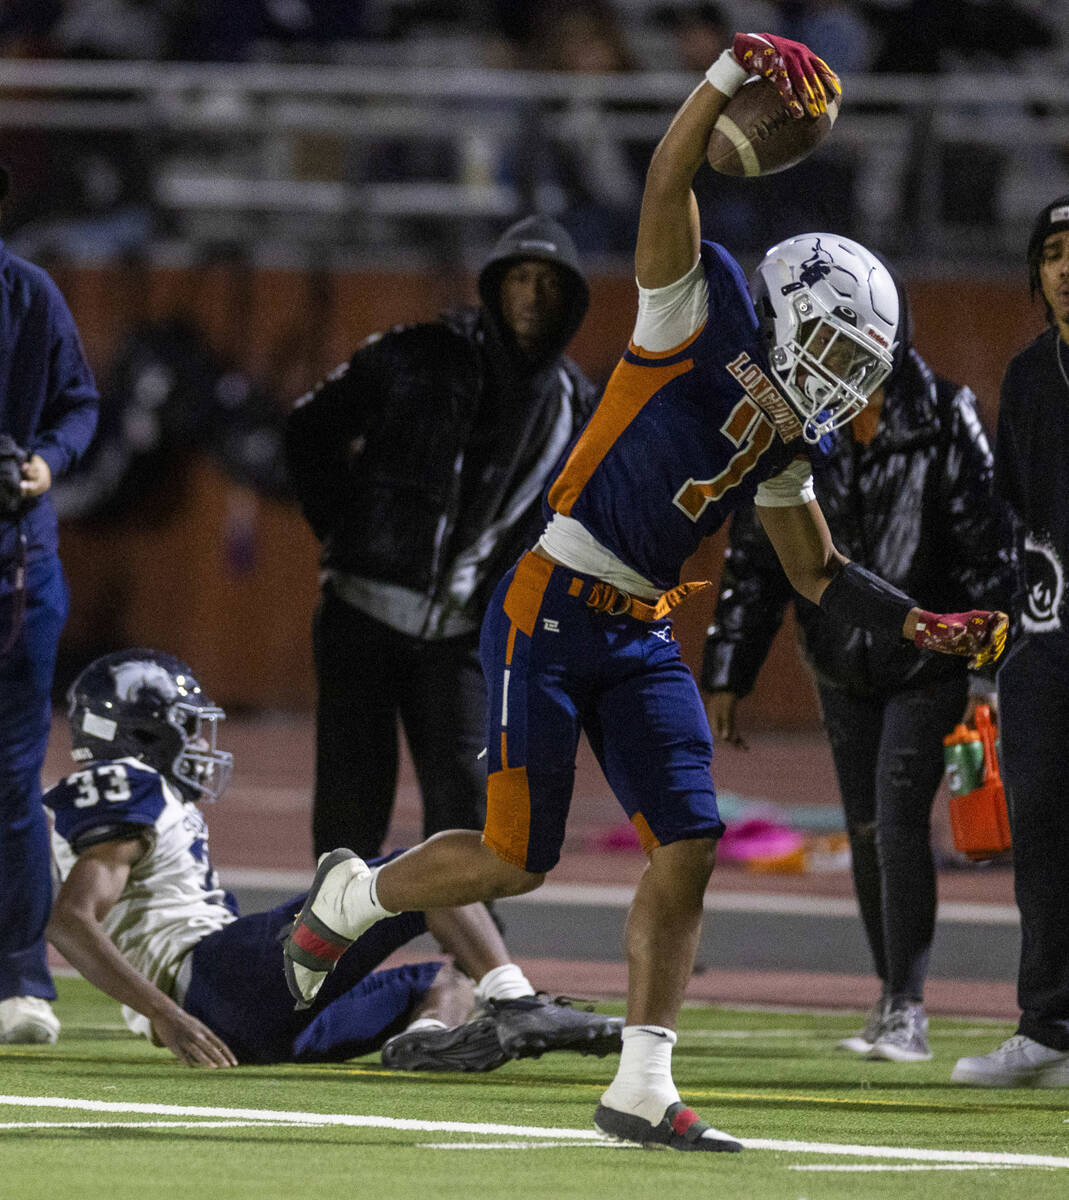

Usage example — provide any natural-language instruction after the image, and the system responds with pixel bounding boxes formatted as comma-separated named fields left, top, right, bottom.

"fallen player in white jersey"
left=45, top=648, right=621, bottom=1068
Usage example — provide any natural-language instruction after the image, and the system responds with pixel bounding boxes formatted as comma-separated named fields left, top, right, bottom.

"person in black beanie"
left=703, top=255, right=1013, bottom=1064
left=953, top=195, right=1069, bottom=1087
left=286, top=215, right=596, bottom=862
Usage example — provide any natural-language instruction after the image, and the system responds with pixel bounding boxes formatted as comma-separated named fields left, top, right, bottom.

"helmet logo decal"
left=781, top=239, right=858, bottom=297
left=110, top=661, right=179, bottom=703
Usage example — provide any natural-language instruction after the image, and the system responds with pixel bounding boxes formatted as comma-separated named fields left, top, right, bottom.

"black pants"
left=997, top=633, right=1069, bottom=1051
left=819, top=671, right=968, bottom=1001
left=311, top=588, right=488, bottom=860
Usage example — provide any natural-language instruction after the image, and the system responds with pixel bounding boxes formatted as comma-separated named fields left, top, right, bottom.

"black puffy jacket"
left=703, top=349, right=1015, bottom=697
left=285, top=216, right=597, bottom=622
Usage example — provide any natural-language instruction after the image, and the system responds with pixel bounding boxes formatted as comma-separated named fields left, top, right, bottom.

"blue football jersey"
left=546, top=241, right=801, bottom=589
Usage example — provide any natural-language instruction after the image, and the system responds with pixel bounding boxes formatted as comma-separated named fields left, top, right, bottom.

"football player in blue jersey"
left=45, top=649, right=621, bottom=1068
left=283, top=32, right=1009, bottom=1148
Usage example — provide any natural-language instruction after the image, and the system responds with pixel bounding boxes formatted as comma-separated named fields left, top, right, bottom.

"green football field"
left=4, top=977, right=1069, bottom=1200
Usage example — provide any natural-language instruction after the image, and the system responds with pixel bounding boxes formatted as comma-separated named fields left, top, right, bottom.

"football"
left=706, top=76, right=840, bottom=177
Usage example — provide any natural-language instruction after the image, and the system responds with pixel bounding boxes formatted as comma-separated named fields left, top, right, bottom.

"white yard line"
left=0, top=1095, right=1066, bottom=1168
left=789, top=1164, right=1031, bottom=1172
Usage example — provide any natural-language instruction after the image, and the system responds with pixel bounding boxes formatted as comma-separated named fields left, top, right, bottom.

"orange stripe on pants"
left=483, top=765, right=532, bottom=869
left=502, top=552, right=553, bottom=637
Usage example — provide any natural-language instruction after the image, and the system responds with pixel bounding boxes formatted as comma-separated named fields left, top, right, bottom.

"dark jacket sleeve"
left=701, top=505, right=796, bottom=697
left=284, top=342, right=380, bottom=542
left=936, top=380, right=1015, bottom=614
left=29, top=288, right=99, bottom=480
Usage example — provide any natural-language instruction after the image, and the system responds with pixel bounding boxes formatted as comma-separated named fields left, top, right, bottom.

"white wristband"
left=704, top=49, right=748, bottom=98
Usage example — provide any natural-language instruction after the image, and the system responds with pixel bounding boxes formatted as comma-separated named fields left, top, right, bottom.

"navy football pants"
left=480, top=552, right=724, bottom=873
left=182, top=892, right=439, bottom=1064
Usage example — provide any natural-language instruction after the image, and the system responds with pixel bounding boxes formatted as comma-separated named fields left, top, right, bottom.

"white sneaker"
left=0, top=996, right=60, bottom=1044
left=867, top=1001, right=932, bottom=1062
left=839, top=995, right=890, bottom=1054
left=951, top=1034, right=1069, bottom=1088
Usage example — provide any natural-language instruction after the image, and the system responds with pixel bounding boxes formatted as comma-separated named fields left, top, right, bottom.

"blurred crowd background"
left=2, top=0, right=1066, bottom=715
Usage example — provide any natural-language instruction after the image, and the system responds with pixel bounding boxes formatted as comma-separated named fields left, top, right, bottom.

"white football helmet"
left=750, top=233, right=899, bottom=443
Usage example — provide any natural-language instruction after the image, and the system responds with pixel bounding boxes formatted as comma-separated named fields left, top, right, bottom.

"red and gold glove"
left=913, top=610, right=1009, bottom=669
left=731, top=32, right=841, bottom=118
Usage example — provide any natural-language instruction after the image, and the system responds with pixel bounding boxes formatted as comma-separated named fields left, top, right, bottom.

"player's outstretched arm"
left=757, top=502, right=1008, bottom=667
left=636, top=32, right=840, bottom=289
left=47, top=840, right=238, bottom=1068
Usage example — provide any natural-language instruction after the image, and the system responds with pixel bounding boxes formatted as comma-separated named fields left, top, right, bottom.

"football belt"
left=578, top=577, right=712, bottom=622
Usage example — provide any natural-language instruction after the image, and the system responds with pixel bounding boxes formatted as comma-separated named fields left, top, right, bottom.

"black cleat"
left=484, top=993, right=624, bottom=1060
left=594, top=1101, right=742, bottom=1152
left=381, top=1016, right=509, bottom=1073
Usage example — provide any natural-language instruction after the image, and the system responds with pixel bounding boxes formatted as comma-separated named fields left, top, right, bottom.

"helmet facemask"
left=167, top=701, right=233, bottom=803
left=771, top=293, right=894, bottom=443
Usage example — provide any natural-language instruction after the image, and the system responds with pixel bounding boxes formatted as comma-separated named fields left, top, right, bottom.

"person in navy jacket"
left=0, top=162, right=98, bottom=1045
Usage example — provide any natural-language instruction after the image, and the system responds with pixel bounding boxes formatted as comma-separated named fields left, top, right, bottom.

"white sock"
left=325, top=864, right=396, bottom=940
left=474, top=963, right=536, bottom=1003
left=599, top=1025, right=681, bottom=1125
left=367, top=867, right=398, bottom=917
left=403, top=1017, right=447, bottom=1033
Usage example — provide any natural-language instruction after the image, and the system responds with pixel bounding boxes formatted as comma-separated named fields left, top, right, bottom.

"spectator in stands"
left=864, top=0, right=1059, bottom=233
left=774, top=1, right=875, bottom=74
left=653, top=4, right=731, bottom=73
left=0, top=0, right=63, bottom=55
left=168, top=0, right=372, bottom=61
left=511, top=0, right=645, bottom=254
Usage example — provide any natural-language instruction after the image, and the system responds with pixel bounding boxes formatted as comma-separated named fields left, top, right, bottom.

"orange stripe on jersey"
left=505, top=623, right=518, bottom=667
left=549, top=356, right=692, bottom=516
left=484, top=765, right=532, bottom=868
left=502, top=552, right=552, bottom=637
left=630, top=811, right=661, bottom=854
left=627, top=319, right=707, bottom=361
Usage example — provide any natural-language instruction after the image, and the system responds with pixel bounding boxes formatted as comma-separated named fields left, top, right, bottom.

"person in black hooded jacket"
left=286, top=215, right=597, bottom=862
left=701, top=260, right=1014, bottom=1064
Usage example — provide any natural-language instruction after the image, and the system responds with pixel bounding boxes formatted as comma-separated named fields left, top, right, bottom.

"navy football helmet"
left=67, top=649, right=233, bottom=802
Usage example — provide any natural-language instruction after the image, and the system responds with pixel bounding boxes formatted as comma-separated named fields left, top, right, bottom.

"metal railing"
left=1, top=58, right=1067, bottom=269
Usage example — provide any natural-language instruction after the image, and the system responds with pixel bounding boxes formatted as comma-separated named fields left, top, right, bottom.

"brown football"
left=706, top=76, right=840, bottom=177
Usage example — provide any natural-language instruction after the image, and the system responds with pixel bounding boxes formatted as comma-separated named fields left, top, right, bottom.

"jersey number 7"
left=673, top=397, right=774, bottom=521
